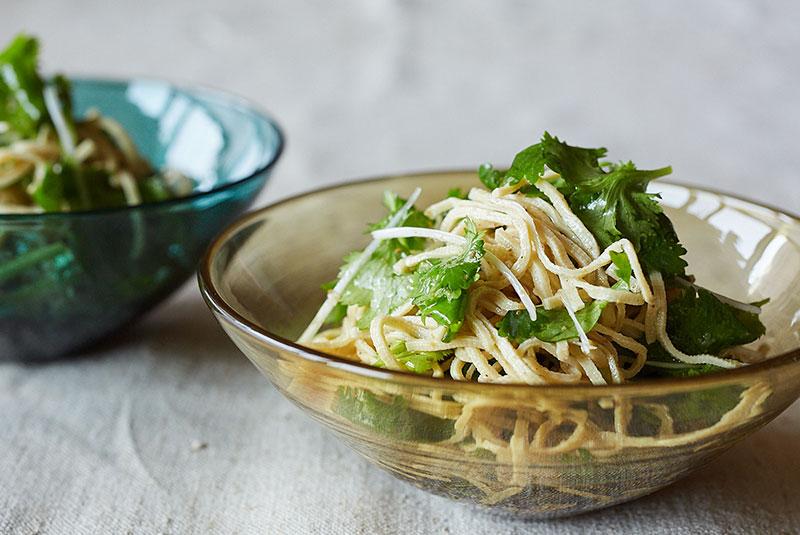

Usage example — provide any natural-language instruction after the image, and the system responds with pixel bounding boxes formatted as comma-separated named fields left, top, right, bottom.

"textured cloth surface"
left=2, top=1, right=800, bottom=533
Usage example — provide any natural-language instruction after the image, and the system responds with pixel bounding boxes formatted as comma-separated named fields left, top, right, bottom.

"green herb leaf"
left=609, top=250, right=632, bottom=287
left=497, top=300, right=607, bottom=344
left=324, top=303, right=348, bottom=326
left=411, top=221, right=485, bottom=340
left=478, top=163, right=506, bottom=190
left=561, top=448, right=593, bottom=463
left=447, top=187, right=468, bottom=200
left=0, top=34, right=47, bottom=139
left=478, top=138, right=550, bottom=190
left=139, top=175, right=172, bottom=203
left=563, top=160, right=685, bottom=277
left=490, top=133, right=687, bottom=277
left=330, top=191, right=430, bottom=329
left=505, top=142, right=547, bottom=185
left=664, top=283, right=766, bottom=355
left=30, top=160, right=94, bottom=212
left=641, top=283, right=766, bottom=377
left=30, top=165, right=65, bottom=211
left=539, top=131, right=607, bottom=183
left=390, top=341, right=450, bottom=374
left=369, top=190, right=433, bottom=260
left=336, top=387, right=455, bottom=442
left=335, top=251, right=415, bottom=329
left=659, top=385, right=743, bottom=433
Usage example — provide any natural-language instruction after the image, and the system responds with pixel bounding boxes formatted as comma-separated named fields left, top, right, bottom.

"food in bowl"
left=0, top=33, right=284, bottom=360
left=201, top=169, right=799, bottom=517
left=0, top=34, right=192, bottom=214
left=286, top=134, right=776, bottom=511
left=299, top=132, right=768, bottom=384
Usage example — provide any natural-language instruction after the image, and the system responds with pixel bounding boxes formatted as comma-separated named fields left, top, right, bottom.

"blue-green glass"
left=0, top=78, right=284, bottom=361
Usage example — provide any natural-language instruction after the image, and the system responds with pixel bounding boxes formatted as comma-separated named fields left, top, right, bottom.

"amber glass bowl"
left=199, top=171, right=800, bottom=518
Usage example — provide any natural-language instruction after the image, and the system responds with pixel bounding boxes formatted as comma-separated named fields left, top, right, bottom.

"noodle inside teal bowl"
left=0, top=78, right=284, bottom=361
left=200, top=172, right=800, bottom=518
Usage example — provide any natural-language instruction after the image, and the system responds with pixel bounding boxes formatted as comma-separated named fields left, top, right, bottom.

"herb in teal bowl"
left=0, top=34, right=284, bottom=360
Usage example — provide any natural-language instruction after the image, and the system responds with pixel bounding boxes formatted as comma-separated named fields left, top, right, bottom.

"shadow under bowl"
left=1, top=78, right=284, bottom=361
left=199, top=171, right=800, bottom=518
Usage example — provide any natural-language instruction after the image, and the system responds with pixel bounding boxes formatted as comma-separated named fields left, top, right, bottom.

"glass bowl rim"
left=0, top=76, right=285, bottom=221
left=199, top=170, right=800, bottom=394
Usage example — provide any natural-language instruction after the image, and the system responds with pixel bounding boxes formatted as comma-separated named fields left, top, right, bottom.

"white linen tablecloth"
left=2, top=1, right=799, bottom=533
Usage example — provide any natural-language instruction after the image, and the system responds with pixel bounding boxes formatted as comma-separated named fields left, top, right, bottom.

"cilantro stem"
left=0, top=242, right=70, bottom=284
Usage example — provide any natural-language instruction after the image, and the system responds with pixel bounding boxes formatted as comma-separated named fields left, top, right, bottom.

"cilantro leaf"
left=664, top=284, right=766, bottom=355
left=413, top=226, right=484, bottom=302
left=0, top=34, right=47, bottom=139
left=33, top=161, right=128, bottom=212
left=390, top=341, right=450, bottom=374
left=479, top=132, right=606, bottom=192
left=494, top=132, right=687, bottom=277
left=478, top=163, right=506, bottom=190
left=609, top=250, right=632, bottom=287
left=539, top=131, right=607, bottom=182
left=335, top=251, right=415, bottom=329
left=411, top=222, right=485, bottom=340
left=30, top=160, right=86, bottom=211
left=657, top=385, right=743, bottom=433
left=139, top=175, right=173, bottom=203
left=30, top=164, right=65, bottom=211
left=336, top=387, right=455, bottom=442
left=640, top=283, right=766, bottom=378
left=369, top=190, right=432, bottom=260
left=478, top=139, right=549, bottom=190
left=563, top=160, right=685, bottom=276
left=447, top=187, right=468, bottom=199
left=498, top=300, right=607, bottom=344
left=505, top=142, right=547, bottom=185
left=319, top=280, right=348, bottom=326
left=329, top=191, right=429, bottom=329
left=482, top=133, right=686, bottom=275
left=477, top=161, right=551, bottom=197
left=324, top=304, right=348, bottom=326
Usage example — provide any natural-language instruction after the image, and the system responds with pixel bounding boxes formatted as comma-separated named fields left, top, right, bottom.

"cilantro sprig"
left=330, top=192, right=429, bottom=328
left=389, top=341, right=451, bottom=374
left=484, top=133, right=767, bottom=364
left=497, top=300, right=607, bottom=344
left=609, top=250, right=632, bottom=288
left=336, top=387, right=455, bottom=442
left=479, top=132, right=687, bottom=277
left=0, top=34, right=48, bottom=139
left=369, top=191, right=433, bottom=260
left=662, top=284, right=766, bottom=355
left=327, top=197, right=485, bottom=340
left=411, top=221, right=485, bottom=340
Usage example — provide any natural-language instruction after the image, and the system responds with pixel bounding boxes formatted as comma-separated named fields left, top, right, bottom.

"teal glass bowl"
left=0, top=78, right=284, bottom=361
